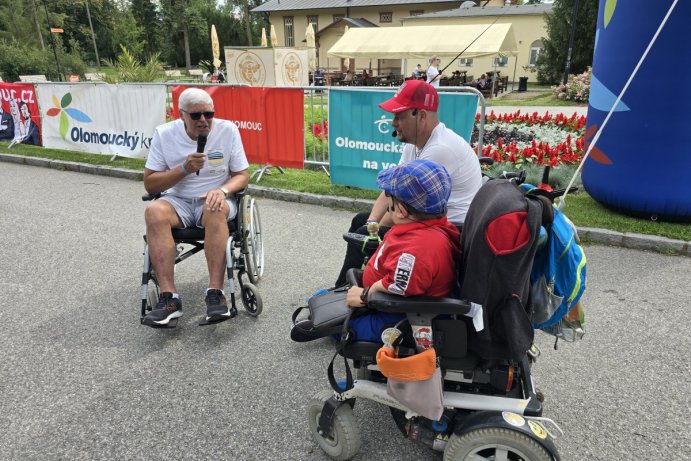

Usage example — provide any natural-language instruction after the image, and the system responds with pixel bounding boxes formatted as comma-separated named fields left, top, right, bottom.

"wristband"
left=181, top=162, right=191, bottom=176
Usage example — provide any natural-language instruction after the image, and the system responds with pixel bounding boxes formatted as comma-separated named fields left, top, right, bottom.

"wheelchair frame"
left=139, top=190, right=264, bottom=327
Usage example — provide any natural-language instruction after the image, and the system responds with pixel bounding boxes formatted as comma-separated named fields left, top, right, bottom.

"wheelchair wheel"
left=240, top=282, right=263, bottom=317
left=443, top=427, right=551, bottom=461
left=240, top=195, right=264, bottom=284
left=307, top=390, right=361, bottom=461
left=146, top=273, right=160, bottom=312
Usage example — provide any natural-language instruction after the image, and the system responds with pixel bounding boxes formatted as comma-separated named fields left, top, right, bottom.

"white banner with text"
left=36, top=83, right=167, bottom=158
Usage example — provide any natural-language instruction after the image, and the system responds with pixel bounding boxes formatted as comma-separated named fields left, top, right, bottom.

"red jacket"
left=363, top=217, right=461, bottom=297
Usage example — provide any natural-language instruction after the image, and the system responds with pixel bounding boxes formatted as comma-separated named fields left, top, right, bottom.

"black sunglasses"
left=181, top=109, right=215, bottom=120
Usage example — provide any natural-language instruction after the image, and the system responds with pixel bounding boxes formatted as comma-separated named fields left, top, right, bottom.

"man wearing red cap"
left=335, top=79, right=481, bottom=287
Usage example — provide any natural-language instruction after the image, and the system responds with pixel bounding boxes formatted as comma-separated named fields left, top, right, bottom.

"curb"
left=2, top=153, right=689, bottom=257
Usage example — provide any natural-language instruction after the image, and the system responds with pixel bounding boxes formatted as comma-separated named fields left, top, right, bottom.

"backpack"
left=529, top=206, right=587, bottom=335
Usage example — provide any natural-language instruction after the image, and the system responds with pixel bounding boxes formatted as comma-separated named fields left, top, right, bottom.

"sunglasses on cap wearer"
left=181, top=109, right=215, bottom=120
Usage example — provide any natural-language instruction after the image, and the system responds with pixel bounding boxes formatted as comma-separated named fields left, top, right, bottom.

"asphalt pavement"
left=0, top=163, right=689, bottom=461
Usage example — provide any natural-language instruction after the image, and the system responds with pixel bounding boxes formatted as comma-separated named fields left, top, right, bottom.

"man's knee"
left=349, top=212, right=369, bottom=233
left=145, top=201, right=177, bottom=228
left=202, top=203, right=229, bottom=229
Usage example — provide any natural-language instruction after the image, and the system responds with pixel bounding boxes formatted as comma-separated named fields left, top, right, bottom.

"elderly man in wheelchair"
left=140, top=87, right=262, bottom=328
left=305, top=162, right=566, bottom=460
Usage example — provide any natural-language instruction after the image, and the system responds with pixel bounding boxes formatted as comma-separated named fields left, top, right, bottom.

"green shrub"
left=0, top=40, right=86, bottom=82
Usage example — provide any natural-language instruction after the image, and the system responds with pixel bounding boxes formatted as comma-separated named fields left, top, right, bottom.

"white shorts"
left=160, top=194, right=237, bottom=228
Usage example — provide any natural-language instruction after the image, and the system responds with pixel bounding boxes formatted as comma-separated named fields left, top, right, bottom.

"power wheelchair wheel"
left=443, top=427, right=551, bottom=461
left=240, top=195, right=264, bottom=284
left=240, top=282, right=263, bottom=317
left=308, top=390, right=362, bottom=461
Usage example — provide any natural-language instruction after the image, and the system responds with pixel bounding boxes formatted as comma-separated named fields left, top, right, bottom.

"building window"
left=333, top=14, right=344, bottom=23
left=379, top=12, right=393, bottom=23
left=459, top=58, right=473, bottom=67
left=307, top=15, right=318, bottom=33
left=284, top=16, right=294, bottom=46
left=410, top=10, right=424, bottom=16
left=493, top=55, right=509, bottom=67
left=528, top=40, right=544, bottom=66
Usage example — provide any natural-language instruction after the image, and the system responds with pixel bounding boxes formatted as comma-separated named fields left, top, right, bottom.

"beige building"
left=251, top=0, right=550, bottom=81
left=401, top=3, right=551, bottom=81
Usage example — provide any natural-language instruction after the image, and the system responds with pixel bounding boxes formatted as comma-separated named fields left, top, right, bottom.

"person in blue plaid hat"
left=343, top=159, right=462, bottom=342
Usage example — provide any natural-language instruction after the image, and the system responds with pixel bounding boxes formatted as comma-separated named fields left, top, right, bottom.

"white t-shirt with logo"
left=398, top=122, right=482, bottom=224
left=426, top=65, right=440, bottom=88
left=145, top=119, right=249, bottom=198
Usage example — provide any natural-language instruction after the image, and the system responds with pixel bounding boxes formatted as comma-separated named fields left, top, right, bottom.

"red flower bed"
left=475, top=111, right=587, bottom=167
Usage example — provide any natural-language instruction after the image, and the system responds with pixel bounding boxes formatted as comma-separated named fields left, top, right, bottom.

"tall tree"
left=130, top=0, right=162, bottom=58
left=536, top=0, right=599, bottom=84
left=159, top=0, right=210, bottom=68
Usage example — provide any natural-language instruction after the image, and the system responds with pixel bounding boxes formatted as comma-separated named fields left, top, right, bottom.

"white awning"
left=328, top=23, right=517, bottom=59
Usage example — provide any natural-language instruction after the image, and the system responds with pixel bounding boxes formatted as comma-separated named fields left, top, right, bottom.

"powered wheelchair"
left=139, top=189, right=264, bottom=327
left=308, top=178, right=571, bottom=461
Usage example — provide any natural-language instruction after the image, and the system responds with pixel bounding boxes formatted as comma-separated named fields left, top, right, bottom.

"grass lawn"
left=2, top=143, right=689, bottom=243
left=490, top=91, right=588, bottom=107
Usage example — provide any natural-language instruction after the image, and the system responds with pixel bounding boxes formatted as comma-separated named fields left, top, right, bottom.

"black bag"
left=291, top=286, right=351, bottom=341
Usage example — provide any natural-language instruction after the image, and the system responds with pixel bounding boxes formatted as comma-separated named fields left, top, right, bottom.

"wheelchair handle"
left=343, top=232, right=380, bottom=251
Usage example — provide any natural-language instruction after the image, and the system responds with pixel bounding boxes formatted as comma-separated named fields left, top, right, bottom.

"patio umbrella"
left=343, top=25, right=350, bottom=71
left=306, top=23, right=316, bottom=71
left=270, top=24, right=278, bottom=47
left=261, top=27, right=268, bottom=47
left=211, top=24, right=222, bottom=70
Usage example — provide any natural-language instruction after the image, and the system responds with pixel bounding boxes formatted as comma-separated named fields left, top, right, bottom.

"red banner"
left=0, top=83, right=42, bottom=146
left=172, top=86, right=304, bottom=169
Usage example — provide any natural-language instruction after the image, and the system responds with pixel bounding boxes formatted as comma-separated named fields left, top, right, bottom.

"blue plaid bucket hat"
left=377, top=159, right=451, bottom=214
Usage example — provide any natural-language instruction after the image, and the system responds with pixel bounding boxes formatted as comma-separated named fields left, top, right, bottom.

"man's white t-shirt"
left=398, top=122, right=482, bottom=224
left=426, top=65, right=440, bottom=88
left=145, top=119, right=249, bottom=198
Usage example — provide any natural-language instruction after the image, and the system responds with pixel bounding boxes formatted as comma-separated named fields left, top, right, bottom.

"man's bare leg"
left=145, top=200, right=182, bottom=293
left=202, top=202, right=230, bottom=290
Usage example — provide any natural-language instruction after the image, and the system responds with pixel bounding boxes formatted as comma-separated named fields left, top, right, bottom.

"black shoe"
left=144, top=292, right=182, bottom=326
left=205, top=289, right=231, bottom=322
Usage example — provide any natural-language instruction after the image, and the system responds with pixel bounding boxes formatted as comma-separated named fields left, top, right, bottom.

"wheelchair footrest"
left=198, top=307, right=237, bottom=326
left=141, top=317, right=179, bottom=329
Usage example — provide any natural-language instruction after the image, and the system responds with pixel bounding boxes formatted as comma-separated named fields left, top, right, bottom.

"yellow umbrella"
left=211, top=24, right=221, bottom=69
left=343, top=25, right=350, bottom=70
left=306, top=23, right=316, bottom=71
left=261, top=28, right=268, bottom=47
left=270, top=24, right=278, bottom=47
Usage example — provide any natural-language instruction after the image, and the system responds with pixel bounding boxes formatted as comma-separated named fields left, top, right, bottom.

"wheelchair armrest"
left=142, top=187, right=248, bottom=202
left=368, top=291, right=472, bottom=315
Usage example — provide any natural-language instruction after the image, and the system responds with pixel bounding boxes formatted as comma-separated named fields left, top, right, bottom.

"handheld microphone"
left=196, top=134, right=207, bottom=175
left=391, top=130, right=397, bottom=138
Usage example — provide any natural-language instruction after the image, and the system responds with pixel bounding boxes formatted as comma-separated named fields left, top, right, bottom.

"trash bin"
left=518, top=77, right=528, bottom=92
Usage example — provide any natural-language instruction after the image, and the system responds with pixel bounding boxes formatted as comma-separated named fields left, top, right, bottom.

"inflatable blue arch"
left=583, top=0, right=691, bottom=222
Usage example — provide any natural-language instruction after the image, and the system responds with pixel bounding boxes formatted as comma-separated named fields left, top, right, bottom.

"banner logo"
left=235, top=52, right=266, bottom=86
left=281, top=52, right=302, bottom=85
left=374, top=115, right=393, bottom=134
left=45, top=93, right=92, bottom=138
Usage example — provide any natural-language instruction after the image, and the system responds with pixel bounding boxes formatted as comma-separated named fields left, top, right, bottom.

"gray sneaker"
left=205, top=289, right=231, bottom=322
left=144, top=292, right=182, bottom=326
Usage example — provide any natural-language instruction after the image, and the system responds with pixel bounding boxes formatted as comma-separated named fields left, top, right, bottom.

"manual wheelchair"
left=308, top=177, right=571, bottom=461
left=139, top=189, right=264, bottom=327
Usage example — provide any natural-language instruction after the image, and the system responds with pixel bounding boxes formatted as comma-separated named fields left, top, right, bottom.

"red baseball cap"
left=379, top=80, right=439, bottom=113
